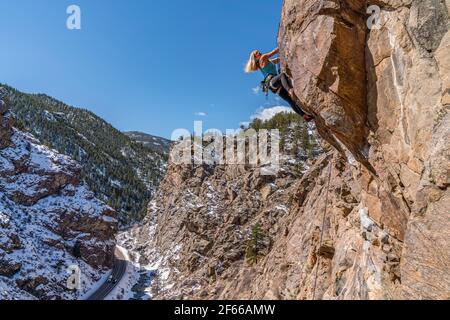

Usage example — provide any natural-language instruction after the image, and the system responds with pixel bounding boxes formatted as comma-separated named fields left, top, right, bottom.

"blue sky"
left=0, top=0, right=285, bottom=139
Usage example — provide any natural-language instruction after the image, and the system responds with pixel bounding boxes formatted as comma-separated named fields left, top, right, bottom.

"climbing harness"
left=260, top=74, right=286, bottom=100
left=259, top=57, right=283, bottom=99
left=312, top=154, right=334, bottom=300
left=260, top=74, right=274, bottom=98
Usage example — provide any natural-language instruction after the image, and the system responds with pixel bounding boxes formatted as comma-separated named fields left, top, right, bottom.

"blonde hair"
left=245, top=50, right=260, bottom=73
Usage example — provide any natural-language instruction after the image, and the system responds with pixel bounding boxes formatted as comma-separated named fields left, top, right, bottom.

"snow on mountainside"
left=0, top=88, right=117, bottom=300
left=124, top=131, right=172, bottom=156
left=1, top=84, right=168, bottom=224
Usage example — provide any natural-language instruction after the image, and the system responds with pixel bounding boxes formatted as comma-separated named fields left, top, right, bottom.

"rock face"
left=0, top=87, right=14, bottom=149
left=279, top=0, right=450, bottom=299
left=129, top=0, right=449, bottom=300
left=0, top=90, right=118, bottom=300
left=127, top=147, right=322, bottom=299
left=279, top=0, right=369, bottom=164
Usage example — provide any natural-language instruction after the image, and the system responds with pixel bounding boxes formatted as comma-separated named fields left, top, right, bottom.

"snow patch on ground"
left=359, top=207, right=375, bottom=231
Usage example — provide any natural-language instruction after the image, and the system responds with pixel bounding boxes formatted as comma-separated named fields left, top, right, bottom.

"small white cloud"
left=195, top=112, right=207, bottom=117
left=252, top=86, right=260, bottom=95
left=251, top=106, right=294, bottom=121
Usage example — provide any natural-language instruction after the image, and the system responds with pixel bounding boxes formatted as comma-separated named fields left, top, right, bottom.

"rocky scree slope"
left=0, top=88, right=117, bottom=300
left=2, top=84, right=167, bottom=224
left=129, top=0, right=449, bottom=300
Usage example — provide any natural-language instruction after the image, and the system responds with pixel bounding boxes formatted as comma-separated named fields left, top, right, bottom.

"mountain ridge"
left=0, top=88, right=117, bottom=300
left=1, top=83, right=168, bottom=224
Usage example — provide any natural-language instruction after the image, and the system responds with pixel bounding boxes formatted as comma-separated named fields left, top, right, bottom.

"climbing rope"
left=312, top=153, right=334, bottom=300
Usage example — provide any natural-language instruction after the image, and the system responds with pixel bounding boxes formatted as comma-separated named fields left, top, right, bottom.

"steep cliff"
left=128, top=0, right=449, bottom=300
left=277, top=0, right=449, bottom=299
left=0, top=88, right=117, bottom=300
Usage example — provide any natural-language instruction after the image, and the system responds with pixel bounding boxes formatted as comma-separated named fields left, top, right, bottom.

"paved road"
left=86, top=247, right=128, bottom=300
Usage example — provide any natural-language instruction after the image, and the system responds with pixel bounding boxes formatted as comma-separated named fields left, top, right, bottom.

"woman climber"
left=245, top=48, right=313, bottom=122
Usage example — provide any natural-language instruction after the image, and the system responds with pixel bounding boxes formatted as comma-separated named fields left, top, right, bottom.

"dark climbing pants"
left=270, top=73, right=305, bottom=117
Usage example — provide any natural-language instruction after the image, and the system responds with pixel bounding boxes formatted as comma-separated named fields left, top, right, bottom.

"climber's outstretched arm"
left=266, top=47, right=279, bottom=58
left=260, top=48, right=279, bottom=63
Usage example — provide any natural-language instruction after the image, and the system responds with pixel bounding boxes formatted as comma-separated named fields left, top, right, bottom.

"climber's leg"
left=278, top=88, right=305, bottom=117
left=269, top=74, right=283, bottom=89
left=277, top=73, right=314, bottom=122
left=268, top=73, right=291, bottom=92
left=280, top=73, right=292, bottom=93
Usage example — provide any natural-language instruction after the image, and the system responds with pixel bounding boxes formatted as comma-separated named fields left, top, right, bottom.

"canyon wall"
left=0, top=88, right=118, bottom=300
left=129, top=0, right=449, bottom=300
left=279, top=0, right=449, bottom=299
